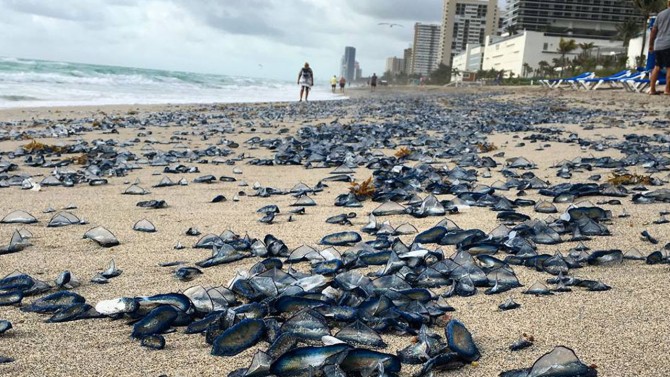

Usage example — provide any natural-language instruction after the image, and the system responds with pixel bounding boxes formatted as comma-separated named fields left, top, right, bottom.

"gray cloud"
left=345, top=0, right=442, bottom=23
left=174, top=0, right=285, bottom=37
left=2, top=0, right=105, bottom=22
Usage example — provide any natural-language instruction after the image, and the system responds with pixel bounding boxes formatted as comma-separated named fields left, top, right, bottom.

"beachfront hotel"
left=438, top=0, right=499, bottom=66
left=403, top=48, right=413, bottom=75
left=411, top=23, right=442, bottom=76
left=475, top=30, right=625, bottom=79
left=503, top=0, right=641, bottom=40
left=385, top=57, right=405, bottom=76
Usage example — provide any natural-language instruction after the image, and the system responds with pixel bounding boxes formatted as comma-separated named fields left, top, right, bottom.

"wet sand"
left=1, top=86, right=670, bottom=376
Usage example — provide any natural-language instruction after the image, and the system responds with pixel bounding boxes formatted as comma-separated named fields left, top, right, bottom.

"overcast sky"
left=0, top=0, right=503, bottom=81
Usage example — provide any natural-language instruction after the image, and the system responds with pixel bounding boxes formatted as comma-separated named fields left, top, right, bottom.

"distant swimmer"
left=297, top=62, right=314, bottom=102
left=339, top=76, right=346, bottom=93
left=330, top=75, right=337, bottom=93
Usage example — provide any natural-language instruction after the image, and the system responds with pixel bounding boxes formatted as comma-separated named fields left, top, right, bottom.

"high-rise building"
left=504, top=0, right=641, bottom=40
left=354, top=61, right=362, bottom=81
left=385, top=57, right=405, bottom=75
left=403, top=48, right=413, bottom=75
left=411, top=23, right=442, bottom=76
left=341, top=46, right=356, bottom=83
left=438, top=0, right=498, bottom=66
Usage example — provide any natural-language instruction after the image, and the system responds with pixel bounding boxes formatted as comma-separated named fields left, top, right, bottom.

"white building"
left=481, top=30, right=625, bottom=77
left=451, top=44, right=484, bottom=81
left=627, top=20, right=653, bottom=69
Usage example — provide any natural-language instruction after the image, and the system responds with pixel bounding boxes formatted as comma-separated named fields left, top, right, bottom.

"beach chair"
left=575, top=70, right=632, bottom=90
left=540, top=72, right=595, bottom=89
left=624, top=70, right=666, bottom=93
left=623, top=71, right=650, bottom=92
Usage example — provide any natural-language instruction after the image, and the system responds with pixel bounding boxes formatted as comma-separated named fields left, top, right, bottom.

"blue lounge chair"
left=624, top=70, right=666, bottom=93
left=575, top=70, right=633, bottom=90
left=540, top=72, right=595, bottom=89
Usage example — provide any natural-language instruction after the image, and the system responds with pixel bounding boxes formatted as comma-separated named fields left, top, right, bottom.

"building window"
left=543, top=43, right=548, bottom=50
left=456, top=4, right=465, bottom=15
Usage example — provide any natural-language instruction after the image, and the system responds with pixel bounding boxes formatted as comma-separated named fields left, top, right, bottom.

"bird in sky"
left=378, top=22, right=403, bottom=28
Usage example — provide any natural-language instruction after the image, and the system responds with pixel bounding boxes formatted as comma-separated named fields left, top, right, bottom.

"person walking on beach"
left=339, top=76, right=346, bottom=93
left=297, top=62, right=314, bottom=101
left=330, top=75, right=337, bottom=93
left=649, top=1, right=670, bottom=95
left=370, top=73, right=378, bottom=92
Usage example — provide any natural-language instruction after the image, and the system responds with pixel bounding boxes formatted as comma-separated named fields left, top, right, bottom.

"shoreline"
left=0, top=85, right=537, bottom=122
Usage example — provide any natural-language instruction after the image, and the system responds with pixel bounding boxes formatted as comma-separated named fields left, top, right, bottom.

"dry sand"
left=0, top=86, right=670, bottom=376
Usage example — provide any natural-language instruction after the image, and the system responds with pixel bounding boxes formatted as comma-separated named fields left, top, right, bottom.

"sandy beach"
left=1, top=86, right=670, bottom=377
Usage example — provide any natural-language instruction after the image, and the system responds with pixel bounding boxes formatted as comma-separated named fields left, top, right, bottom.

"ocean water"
left=0, top=57, right=343, bottom=108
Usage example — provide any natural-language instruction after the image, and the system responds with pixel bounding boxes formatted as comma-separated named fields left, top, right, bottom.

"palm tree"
left=578, top=42, right=596, bottom=56
left=557, top=38, right=578, bottom=76
left=504, top=25, right=518, bottom=36
left=615, top=18, right=642, bottom=47
left=632, top=0, right=666, bottom=63
left=522, top=63, right=532, bottom=78
left=538, top=60, right=551, bottom=77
